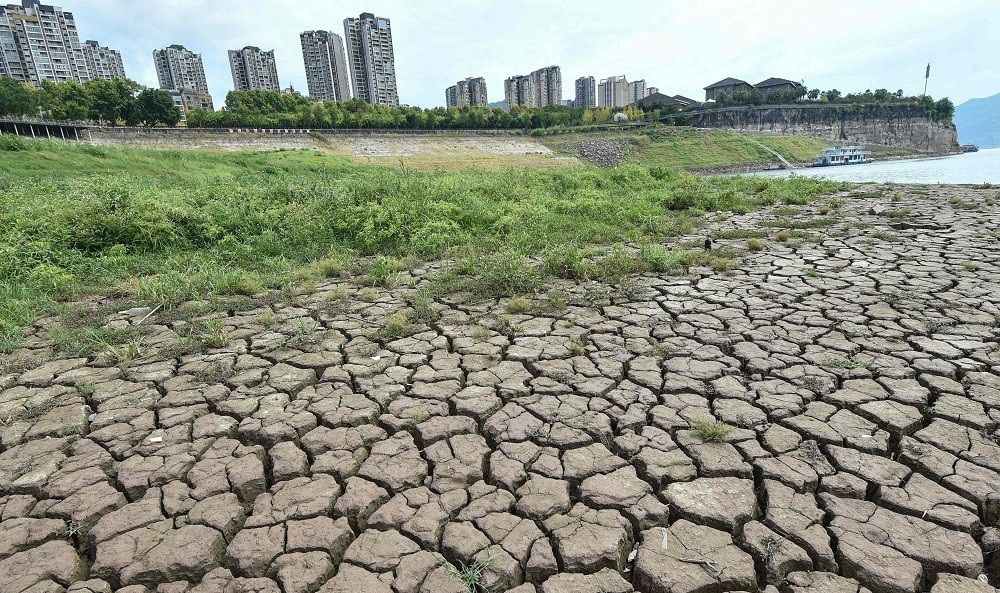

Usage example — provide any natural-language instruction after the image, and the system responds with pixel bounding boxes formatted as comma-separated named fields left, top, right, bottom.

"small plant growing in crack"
left=382, top=312, right=414, bottom=339
left=358, top=288, right=379, bottom=303
left=980, top=426, right=1000, bottom=445
left=77, top=381, right=95, bottom=397
left=567, top=336, right=586, bottom=356
left=820, top=356, right=861, bottom=369
left=652, top=344, right=680, bottom=359
left=797, top=440, right=826, bottom=464
left=409, top=291, right=439, bottom=324
left=287, top=318, right=320, bottom=347
left=691, top=417, right=734, bottom=443
left=544, top=290, right=568, bottom=313
left=192, top=362, right=232, bottom=385
left=760, top=534, right=783, bottom=564
left=801, top=376, right=827, bottom=395
left=494, top=316, right=519, bottom=338
left=441, top=550, right=494, bottom=593
left=11, top=460, right=36, bottom=479
left=470, top=324, right=491, bottom=341
left=61, top=520, right=82, bottom=539
left=505, top=296, right=532, bottom=315
left=104, top=334, right=147, bottom=365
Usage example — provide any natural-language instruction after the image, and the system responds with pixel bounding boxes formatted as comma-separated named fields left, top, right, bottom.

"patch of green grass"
left=0, top=139, right=838, bottom=348
left=691, top=417, right=735, bottom=442
left=168, top=318, right=228, bottom=356
left=382, top=312, right=413, bottom=338
left=506, top=296, right=532, bottom=314
left=358, top=288, right=379, bottom=302
left=820, top=356, right=862, bottom=369
left=746, top=238, right=765, bottom=251
left=408, top=290, right=439, bottom=324
left=50, top=325, right=145, bottom=358
left=882, top=208, right=913, bottom=220
left=541, top=244, right=595, bottom=280
left=440, top=553, right=495, bottom=593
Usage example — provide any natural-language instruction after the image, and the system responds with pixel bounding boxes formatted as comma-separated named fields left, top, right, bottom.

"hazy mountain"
left=488, top=100, right=507, bottom=109
left=954, top=93, right=1000, bottom=148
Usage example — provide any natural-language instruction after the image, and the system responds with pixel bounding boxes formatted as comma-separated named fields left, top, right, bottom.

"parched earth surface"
left=2, top=185, right=999, bottom=593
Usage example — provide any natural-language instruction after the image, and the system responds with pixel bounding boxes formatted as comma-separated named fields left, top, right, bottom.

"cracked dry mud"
left=1, top=185, right=999, bottom=593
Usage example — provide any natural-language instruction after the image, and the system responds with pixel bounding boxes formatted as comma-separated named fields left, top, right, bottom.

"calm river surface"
left=742, top=148, right=1000, bottom=184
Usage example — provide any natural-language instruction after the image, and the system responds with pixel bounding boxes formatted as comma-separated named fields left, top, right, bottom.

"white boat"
left=813, top=146, right=871, bottom=167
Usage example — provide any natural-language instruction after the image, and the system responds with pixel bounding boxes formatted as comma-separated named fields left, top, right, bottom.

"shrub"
left=0, top=135, right=29, bottom=151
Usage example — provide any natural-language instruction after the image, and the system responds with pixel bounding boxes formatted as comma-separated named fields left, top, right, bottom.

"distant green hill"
left=954, top=93, right=1000, bottom=148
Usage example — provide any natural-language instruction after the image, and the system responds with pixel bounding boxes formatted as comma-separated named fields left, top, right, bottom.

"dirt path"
left=1, top=185, right=999, bottom=593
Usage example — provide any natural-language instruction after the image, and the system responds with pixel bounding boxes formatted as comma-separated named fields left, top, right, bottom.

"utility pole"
left=922, top=63, right=931, bottom=98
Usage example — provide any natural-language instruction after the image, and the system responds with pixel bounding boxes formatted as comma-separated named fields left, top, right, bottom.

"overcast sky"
left=69, top=0, right=998, bottom=108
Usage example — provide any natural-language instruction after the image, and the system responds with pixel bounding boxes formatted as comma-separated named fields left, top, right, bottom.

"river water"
left=742, top=148, right=1000, bottom=184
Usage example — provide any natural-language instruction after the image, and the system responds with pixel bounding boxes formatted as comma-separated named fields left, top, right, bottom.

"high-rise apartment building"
left=153, top=44, right=213, bottom=111
left=229, top=46, right=280, bottom=92
left=504, top=74, right=533, bottom=108
left=0, top=0, right=91, bottom=85
left=82, top=40, right=125, bottom=80
left=627, top=79, right=648, bottom=105
left=300, top=30, right=351, bottom=102
left=531, top=65, right=561, bottom=107
left=445, top=76, right=487, bottom=107
left=575, top=76, right=596, bottom=109
left=343, top=12, right=398, bottom=106
left=505, top=65, right=562, bottom=108
left=598, top=75, right=628, bottom=108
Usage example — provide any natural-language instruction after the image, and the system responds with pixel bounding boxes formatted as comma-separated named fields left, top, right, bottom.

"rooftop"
left=756, top=77, right=802, bottom=88
left=704, top=77, right=750, bottom=90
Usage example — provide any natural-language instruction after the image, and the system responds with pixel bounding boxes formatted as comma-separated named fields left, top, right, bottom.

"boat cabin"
left=814, top=146, right=870, bottom=166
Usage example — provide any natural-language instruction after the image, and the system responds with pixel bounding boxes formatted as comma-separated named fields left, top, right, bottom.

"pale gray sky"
left=70, top=0, right=998, bottom=108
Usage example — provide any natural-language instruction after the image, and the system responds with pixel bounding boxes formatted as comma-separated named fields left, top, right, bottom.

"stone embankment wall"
left=86, top=127, right=516, bottom=151
left=687, top=104, right=960, bottom=154
left=88, top=128, right=320, bottom=150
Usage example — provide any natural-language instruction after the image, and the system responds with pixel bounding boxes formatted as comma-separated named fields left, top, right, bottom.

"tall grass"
left=0, top=139, right=839, bottom=352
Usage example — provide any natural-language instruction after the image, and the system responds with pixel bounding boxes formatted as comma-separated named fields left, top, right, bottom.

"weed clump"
left=691, top=417, right=734, bottom=442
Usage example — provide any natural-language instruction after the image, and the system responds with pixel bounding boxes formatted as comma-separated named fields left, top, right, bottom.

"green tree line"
left=185, top=91, right=669, bottom=130
left=713, top=86, right=954, bottom=120
left=0, top=77, right=181, bottom=126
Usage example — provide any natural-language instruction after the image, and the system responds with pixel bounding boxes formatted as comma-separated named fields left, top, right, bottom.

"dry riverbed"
left=1, top=185, right=999, bottom=593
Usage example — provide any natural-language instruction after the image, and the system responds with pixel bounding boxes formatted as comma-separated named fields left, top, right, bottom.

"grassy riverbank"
left=0, top=138, right=841, bottom=353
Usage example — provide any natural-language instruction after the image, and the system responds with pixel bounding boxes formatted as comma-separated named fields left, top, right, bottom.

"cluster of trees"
left=712, top=85, right=954, bottom=120
left=186, top=90, right=666, bottom=130
left=194, top=91, right=564, bottom=129
left=0, top=77, right=181, bottom=126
